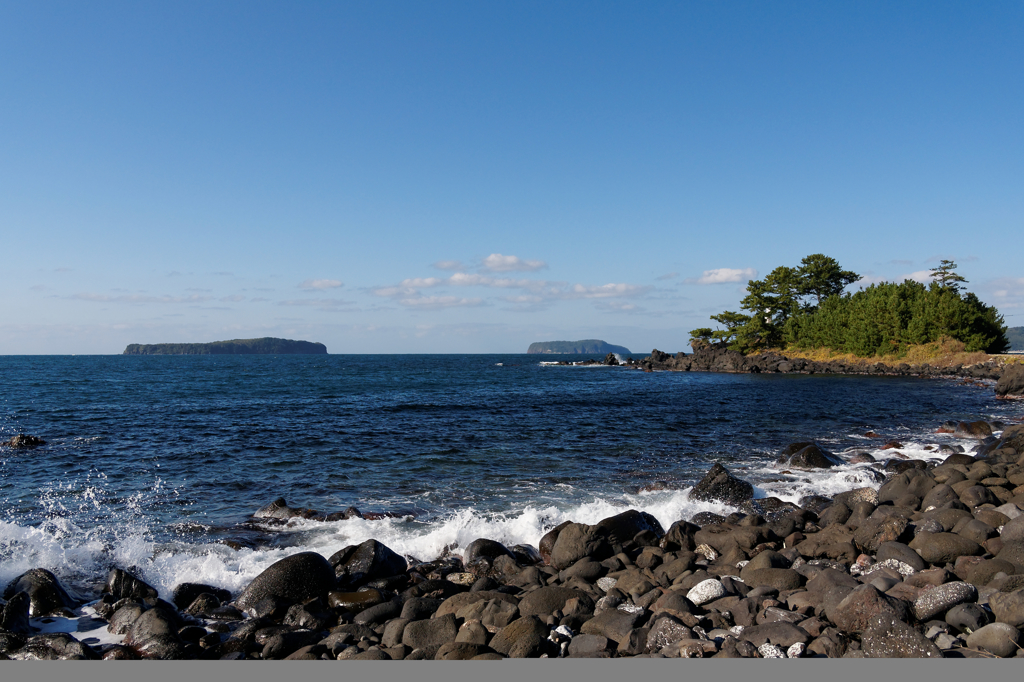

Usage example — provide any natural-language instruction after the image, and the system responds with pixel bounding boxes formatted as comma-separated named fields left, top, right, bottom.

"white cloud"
left=567, top=283, right=651, bottom=299
left=690, top=268, right=758, bottom=285
left=900, top=270, right=935, bottom=284
left=397, top=296, right=484, bottom=309
left=68, top=293, right=213, bottom=304
left=277, top=298, right=356, bottom=311
left=433, top=260, right=466, bottom=271
left=299, top=279, right=344, bottom=290
left=481, top=253, right=547, bottom=272
left=655, top=272, right=679, bottom=281
left=220, top=294, right=246, bottom=302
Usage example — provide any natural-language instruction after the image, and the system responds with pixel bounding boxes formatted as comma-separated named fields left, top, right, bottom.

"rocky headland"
left=603, top=346, right=1024, bottom=399
left=4, top=422, right=1024, bottom=660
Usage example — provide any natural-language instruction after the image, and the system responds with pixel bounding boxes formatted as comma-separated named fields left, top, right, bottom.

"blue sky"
left=2, top=1, right=1021, bottom=354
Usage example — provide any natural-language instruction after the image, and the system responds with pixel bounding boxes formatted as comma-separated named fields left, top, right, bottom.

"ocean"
left=0, top=354, right=1016, bottom=601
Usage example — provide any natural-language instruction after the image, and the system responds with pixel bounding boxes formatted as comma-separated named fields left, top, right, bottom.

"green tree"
left=930, top=259, right=968, bottom=293
left=797, top=254, right=861, bottom=310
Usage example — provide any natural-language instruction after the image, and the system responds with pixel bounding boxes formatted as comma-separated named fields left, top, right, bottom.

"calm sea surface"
left=0, top=354, right=1017, bottom=598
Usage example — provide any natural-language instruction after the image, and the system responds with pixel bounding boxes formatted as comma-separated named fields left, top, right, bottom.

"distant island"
left=527, top=339, right=632, bottom=355
left=123, top=337, right=328, bottom=355
left=1009, top=326, right=1024, bottom=351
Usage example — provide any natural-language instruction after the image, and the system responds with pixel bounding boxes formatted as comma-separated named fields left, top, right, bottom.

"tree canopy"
left=690, top=255, right=1009, bottom=356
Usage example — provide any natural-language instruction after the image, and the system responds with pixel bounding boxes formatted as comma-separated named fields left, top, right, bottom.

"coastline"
left=4, top=419, right=1024, bottom=660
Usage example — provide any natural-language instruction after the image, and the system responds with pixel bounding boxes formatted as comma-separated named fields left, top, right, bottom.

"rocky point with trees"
left=690, top=256, right=1009, bottom=357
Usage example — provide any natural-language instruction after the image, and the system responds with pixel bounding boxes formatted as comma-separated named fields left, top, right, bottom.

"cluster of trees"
left=690, top=255, right=1009, bottom=356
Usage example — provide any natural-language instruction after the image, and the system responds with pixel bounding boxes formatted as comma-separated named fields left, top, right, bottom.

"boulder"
left=402, top=614, right=459, bottom=654
left=103, top=568, right=158, bottom=602
left=549, top=523, right=612, bottom=570
left=3, top=569, right=77, bottom=616
left=738, top=622, right=811, bottom=648
left=580, top=607, right=647, bottom=644
left=860, top=613, right=941, bottom=658
left=236, top=552, right=335, bottom=614
left=3, top=435, right=45, bottom=448
left=518, top=586, right=594, bottom=619
left=995, top=364, right=1024, bottom=398
left=912, top=581, right=977, bottom=621
left=828, top=584, right=909, bottom=633
left=592, top=509, right=665, bottom=545
left=989, top=590, right=1024, bottom=627
left=488, top=615, right=549, bottom=657
left=171, top=583, right=231, bottom=610
left=0, top=591, right=33, bottom=635
left=688, top=463, right=754, bottom=506
left=966, top=622, right=1022, bottom=657
left=908, top=532, right=983, bottom=565
left=434, top=590, right=520, bottom=618
left=330, top=539, right=407, bottom=587
left=782, top=444, right=841, bottom=469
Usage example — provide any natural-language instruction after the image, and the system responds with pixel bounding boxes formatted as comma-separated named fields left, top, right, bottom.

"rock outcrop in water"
left=527, top=340, right=632, bottom=355
left=123, top=338, right=327, bottom=355
left=6, top=422, right=1024, bottom=660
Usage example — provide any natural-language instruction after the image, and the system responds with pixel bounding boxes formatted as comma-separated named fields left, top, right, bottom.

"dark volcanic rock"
left=3, top=568, right=77, bottom=616
left=688, top=463, right=754, bottom=506
left=0, top=591, right=33, bottom=635
left=3, top=434, right=46, bottom=448
left=995, top=364, right=1024, bottom=398
left=330, top=539, right=407, bottom=587
left=236, top=552, right=335, bottom=614
left=549, top=523, right=612, bottom=570
left=518, top=586, right=594, bottom=619
left=104, top=568, right=159, bottom=602
left=828, top=584, right=909, bottom=633
left=171, top=582, right=231, bottom=611
left=780, top=444, right=841, bottom=469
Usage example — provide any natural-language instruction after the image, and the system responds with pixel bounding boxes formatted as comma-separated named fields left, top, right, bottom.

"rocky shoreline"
left=4, top=421, right=1024, bottom=660
left=570, top=347, right=1024, bottom=398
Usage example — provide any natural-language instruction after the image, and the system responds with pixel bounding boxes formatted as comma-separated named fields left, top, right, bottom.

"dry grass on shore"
left=761, top=336, right=1023, bottom=368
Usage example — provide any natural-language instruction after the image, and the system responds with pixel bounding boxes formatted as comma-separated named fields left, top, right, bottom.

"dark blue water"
left=0, top=354, right=1016, bottom=597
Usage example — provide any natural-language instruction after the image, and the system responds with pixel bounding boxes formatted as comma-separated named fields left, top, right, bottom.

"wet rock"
left=3, top=435, right=45, bottom=448
left=0, top=592, right=33, bottom=635
left=3, top=569, right=77, bottom=617
left=593, top=509, right=665, bottom=544
left=549, top=523, right=612, bottom=570
left=104, top=568, right=158, bottom=602
left=9, top=633, right=98, bottom=660
left=966, top=622, right=1022, bottom=657
left=781, top=444, right=842, bottom=469
left=236, top=552, right=336, bottom=615
left=539, top=521, right=573, bottom=565
left=913, top=581, right=977, bottom=621
left=688, top=464, right=754, bottom=506
left=171, top=582, right=231, bottom=610
left=330, top=539, right=407, bottom=588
